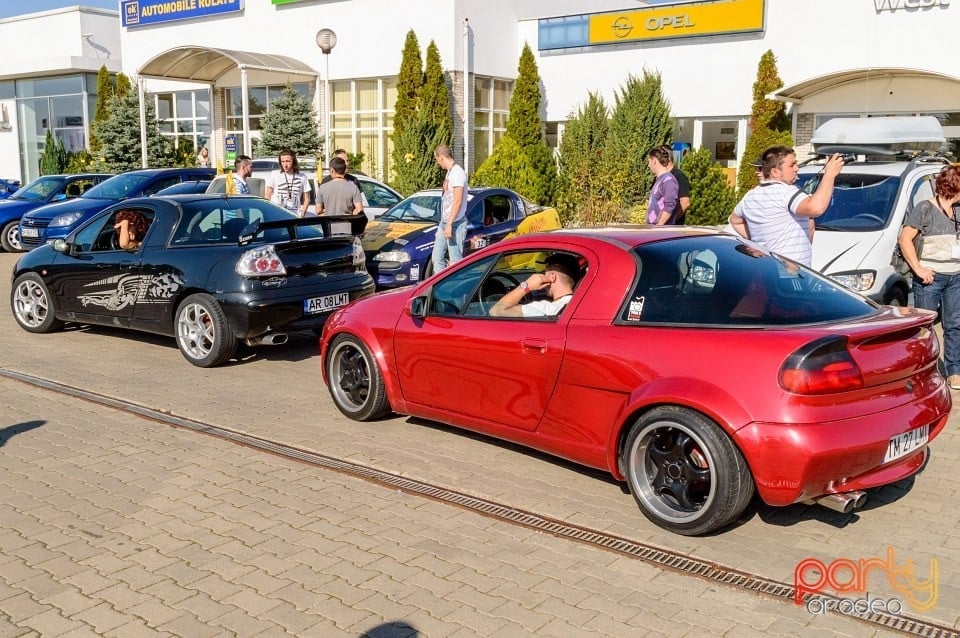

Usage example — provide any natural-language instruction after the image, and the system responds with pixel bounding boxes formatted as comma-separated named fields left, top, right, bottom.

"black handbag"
left=892, top=204, right=926, bottom=276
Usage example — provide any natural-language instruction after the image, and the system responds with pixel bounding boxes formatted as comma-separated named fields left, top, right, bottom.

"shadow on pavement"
left=360, top=621, right=420, bottom=637
left=0, top=420, right=45, bottom=447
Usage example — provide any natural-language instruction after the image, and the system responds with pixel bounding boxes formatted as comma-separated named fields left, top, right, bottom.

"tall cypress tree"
left=39, top=130, right=69, bottom=175
left=603, top=71, right=673, bottom=212
left=393, top=30, right=423, bottom=138
left=258, top=86, right=321, bottom=157
left=556, top=92, right=612, bottom=226
left=473, top=43, right=557, bottom=205
left=737, top=50, right=792, bottom=197
left=89, top=65, right=112, bottom=153
left=417, top=40, right=452, bottom=188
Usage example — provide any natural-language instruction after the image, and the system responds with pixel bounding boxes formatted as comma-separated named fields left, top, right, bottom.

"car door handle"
left=522, top=338, right=547, bottom=354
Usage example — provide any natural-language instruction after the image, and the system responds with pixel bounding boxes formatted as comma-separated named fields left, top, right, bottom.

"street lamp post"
left=315, top=28, right=337, bottom=170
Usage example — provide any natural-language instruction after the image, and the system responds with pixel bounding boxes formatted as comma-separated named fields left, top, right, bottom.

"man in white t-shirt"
left=490, top=253, right=581, bottom=318
left=432, top=144, right=469, bottom=272
left=729, top=145, right=844, bottom=266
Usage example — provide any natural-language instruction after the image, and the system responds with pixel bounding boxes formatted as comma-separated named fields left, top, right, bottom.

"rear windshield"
left=622, top=235, right=876, bottom=326
left=798, top=172, right=901, bottom=231
left=83, top=173, right=152, bottom=200
left=171, top=198, right=324, bottom=245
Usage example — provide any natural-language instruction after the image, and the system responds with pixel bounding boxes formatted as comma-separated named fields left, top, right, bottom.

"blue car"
left=1, top=174, right=111, bottom=252
left=18, top=168, right=216, bottom=251
left=362, top=187, right=562, bottom=288
left=0, top=179, right=21, bottom=200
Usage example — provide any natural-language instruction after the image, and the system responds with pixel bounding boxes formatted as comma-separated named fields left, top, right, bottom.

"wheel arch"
left=321, top=324, right=405, bottom=414
left=609, top=379, right=755, bottom=481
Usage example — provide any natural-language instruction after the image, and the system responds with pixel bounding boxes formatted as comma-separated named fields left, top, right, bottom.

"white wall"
left=0, top=99, right=19, bottom=182
left=522, top=0, right=959, bottom=122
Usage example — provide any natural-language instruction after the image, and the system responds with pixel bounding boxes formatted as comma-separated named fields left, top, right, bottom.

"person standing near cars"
left=646, top=146, right=679, bottom=226
left=729, top=145, right=844, bottom=267
left=232, top=155, right=252, bottom=194
left=662, top=146, right=691, bottom=224
left=265, top=149, right=310, bottom=216
left=197, top=146, right=211, bottom=168
left=899, top=165, right=960, bottom=390
left=316, top=156, right=363, bottom=216
left=320, top=149, right=360, bottom=187
left=432, top=144, right=468, bottom=272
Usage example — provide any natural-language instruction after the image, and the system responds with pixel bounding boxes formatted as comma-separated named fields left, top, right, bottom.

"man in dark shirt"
left=662, top=145, right=691, bottom=224
left=319, top=149, right=359, bottom=187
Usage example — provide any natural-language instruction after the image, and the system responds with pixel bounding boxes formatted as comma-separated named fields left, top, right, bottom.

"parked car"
left=207, top=172, right=402, bottom=221
left=803, top=116, right=950, bottom=305
left=152, top=179, right=213, bottom=196
left=10, top=194, right=373, bottom=367
left=1, top=174, right=111, bottom=252
left=18, top=168, right=217, bottom=250
left=362, top=187, right=562, bottom=289
left=321, top=227, right=949, bottom=535
left=0, top=179, right=21, bottom=200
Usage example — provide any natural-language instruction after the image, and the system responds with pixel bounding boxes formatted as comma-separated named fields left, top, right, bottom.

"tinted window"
left=380, top=195, right=441, bottom=222
left=360, top=181, right=401, bottom=208
left=429, top=256, right=497, bottom=316
left=799, top=172, right=902, bottom=231
left=11, top=176, right=63, bottom=202
left=623, top=236, right=876, bottom=326
left=172, top=199, right=323, bottom=245
left=83, top=174, right=152, bottom=200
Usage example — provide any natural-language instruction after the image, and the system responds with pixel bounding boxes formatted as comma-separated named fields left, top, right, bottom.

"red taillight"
left=779, top=336, right=864, bottom=394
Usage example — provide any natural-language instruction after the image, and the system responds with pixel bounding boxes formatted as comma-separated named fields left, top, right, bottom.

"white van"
left=802, top=116, right=949, bottom=305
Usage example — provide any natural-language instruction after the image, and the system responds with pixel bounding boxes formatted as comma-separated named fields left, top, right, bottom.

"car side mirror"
left=54, top=194, right=66, bottom=201
left=409, top=296, right=427, bottom=318
left=52, top=239, right=69, bottom=253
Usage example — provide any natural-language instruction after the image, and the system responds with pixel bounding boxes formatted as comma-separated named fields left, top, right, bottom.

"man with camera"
left=729, top=145, right=844, bottom=267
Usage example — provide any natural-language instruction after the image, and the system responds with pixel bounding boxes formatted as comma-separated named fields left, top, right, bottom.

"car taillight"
left=236, top=245, right=287, bottom=277
left=352, top=237, right=366, bottom=270
left=779, top=336, right=864, bottom=394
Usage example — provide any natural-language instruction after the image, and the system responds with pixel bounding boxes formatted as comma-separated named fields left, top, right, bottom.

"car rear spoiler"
left=238, top=214, right=367, bottom=246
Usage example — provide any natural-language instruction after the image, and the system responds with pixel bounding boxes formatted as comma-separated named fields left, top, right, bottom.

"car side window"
left=482, top=195, right=512, bottom=227
left=429, top=256, right=496, bottom=316
left=461, top=250, right=584, bottom=319
left=361, top=182, right=401, bottom=208
left=141, top=176, right=181, bottom=196
left=909, top=174, right=935, bottom=209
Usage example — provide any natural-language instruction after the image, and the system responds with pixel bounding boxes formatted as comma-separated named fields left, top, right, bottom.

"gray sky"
left=0, top=0, right=119, bottom=19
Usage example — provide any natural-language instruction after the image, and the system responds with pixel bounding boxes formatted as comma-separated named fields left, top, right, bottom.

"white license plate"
left=883, top=425, right=929, bottom=463
left=20, top=227, right=39, bottom=238
left=329, top=221, right=352, bottom=236
left=303, top=292, right=349, bottom=315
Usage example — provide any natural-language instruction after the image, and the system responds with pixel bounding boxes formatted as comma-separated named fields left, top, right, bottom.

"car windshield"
left=9, top=177, right=63, bottom=202
left=83, top=173, right=152, bottom=200
left=172, top=198, right=325, bottom=245
left=624, top=235, right=876, bottom=326
left=798, top=172, right=902, bottom=231
left=379, top=195, right=441, bottom=222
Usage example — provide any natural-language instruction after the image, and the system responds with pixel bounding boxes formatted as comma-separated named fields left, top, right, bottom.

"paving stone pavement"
left=2, top=252, right=957, bottom=636
left=0, top=375, right=907, bottom=637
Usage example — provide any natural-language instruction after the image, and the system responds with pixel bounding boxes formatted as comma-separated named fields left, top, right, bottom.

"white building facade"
left=3, top=0, right=958, bottom=184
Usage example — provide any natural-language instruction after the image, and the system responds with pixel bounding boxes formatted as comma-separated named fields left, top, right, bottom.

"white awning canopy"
left=771, top=68, right=959, bottom=103
left=138, top=46, right=317, bottom=83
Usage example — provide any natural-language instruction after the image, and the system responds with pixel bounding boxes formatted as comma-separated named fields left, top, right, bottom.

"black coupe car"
left=10, top=194, right=373, bottom=367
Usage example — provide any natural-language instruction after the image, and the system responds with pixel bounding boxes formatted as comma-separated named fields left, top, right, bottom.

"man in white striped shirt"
left=729, top=146, right=844, bottom=267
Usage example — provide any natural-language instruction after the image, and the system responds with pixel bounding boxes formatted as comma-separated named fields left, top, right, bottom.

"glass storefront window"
left=328, top=77, right=396, bottom=182
left=222, top=83, right=309, bottom=158
left=151, top=89, right=211, bottom=161
left=16, top=76, right=82, bottom=98
left=473, top=76, right=513, bottom=169
left=157, top=94, right=173, bottom=119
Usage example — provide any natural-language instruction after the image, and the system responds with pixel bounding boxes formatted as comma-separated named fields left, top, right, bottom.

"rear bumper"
left=218, top=275, right=375, bottom=338
left=734, top=379, right=951, bottom=505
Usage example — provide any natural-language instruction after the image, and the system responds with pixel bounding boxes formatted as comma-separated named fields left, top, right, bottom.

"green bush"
left=682, top=148, right=738, bottom=226
left=39, top=130, right=69, bottom=175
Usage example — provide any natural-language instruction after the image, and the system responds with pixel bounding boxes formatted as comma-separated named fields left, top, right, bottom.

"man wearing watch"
left=490, top=253, right=580, bottom=318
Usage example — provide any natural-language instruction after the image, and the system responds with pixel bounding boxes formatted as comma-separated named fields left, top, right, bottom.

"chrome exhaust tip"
left=808, top=490, right=868, bottom=514
left=244, top=333, right=288, bottom=346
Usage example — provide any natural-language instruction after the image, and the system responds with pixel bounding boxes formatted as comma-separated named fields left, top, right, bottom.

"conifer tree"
left=556, top=92, right=612, bottom=226
left=258, top=86, right=321, bottom=158
left=417, top=40, right=452, bottom=188
left=737, top=50, right=792, bottom=197
left=39, top=130, right=69, bottom=175
left=681, top=148, right=738, bottom=226
left=603, top=71, right=673, bottom=213
left=93, top=92, right=169, bottom=172
left=393, top=30, right=423, bottom=138
left=472, top=43, right=557, bottom=205
left=115, top=72, right=132, bottom=99
left=390, top=109, right=449, bottom=196
left=89, top=65, right=112, bottom=153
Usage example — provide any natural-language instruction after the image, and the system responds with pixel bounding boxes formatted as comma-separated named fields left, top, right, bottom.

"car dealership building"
left=1, top=0, right=957, bottom=184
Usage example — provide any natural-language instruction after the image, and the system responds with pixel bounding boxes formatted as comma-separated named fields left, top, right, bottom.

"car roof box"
left=810, top=116, right=945, bottom=156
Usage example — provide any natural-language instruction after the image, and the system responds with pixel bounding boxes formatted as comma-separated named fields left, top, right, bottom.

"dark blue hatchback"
left=18, top=168, right=216, bottom=250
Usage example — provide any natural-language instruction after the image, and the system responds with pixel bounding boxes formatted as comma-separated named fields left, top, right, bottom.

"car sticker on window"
left=627, top=296, right=645, bottom=321
left=78, top=273, right=183, bottom=311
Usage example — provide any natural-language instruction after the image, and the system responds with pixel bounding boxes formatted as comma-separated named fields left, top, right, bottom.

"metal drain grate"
left=3, top=368, right=956, bottom=638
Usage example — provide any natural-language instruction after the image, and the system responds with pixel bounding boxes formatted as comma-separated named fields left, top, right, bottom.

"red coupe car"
left=320, top=227, right=950, bottom=535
